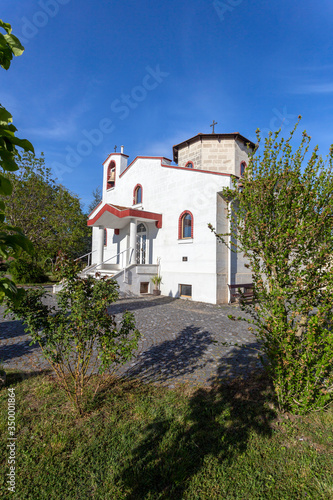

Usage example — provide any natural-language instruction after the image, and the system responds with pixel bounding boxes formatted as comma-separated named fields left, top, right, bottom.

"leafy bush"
left=211, top=119, right=333, bottom=414
left=9, top=258, right=48, bottom=284
left=6, top=258, right=141, bottom=414
left=0, top=260, right=9, bottom=277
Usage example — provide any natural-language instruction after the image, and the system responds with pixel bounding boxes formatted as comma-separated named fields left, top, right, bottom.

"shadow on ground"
left=119, top=361, right=275, bottom=499
left=0, top=318, right=41, bottom=362
left=0, top=339, right=41, bottom=363
left=123, top=325, right=213, bottom=383
left=209, top=341, right=262, bottom=382
left=0, top=319, right=26, bottom=340
left=2, top=369, right=52, bottom=386
left=108, top=295, right=176, bottom=314
left=122, top=319, right=262, bottom=385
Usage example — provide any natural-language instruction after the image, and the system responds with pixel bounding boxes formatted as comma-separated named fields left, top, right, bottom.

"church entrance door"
left=136, top=223, right=147, bottom=264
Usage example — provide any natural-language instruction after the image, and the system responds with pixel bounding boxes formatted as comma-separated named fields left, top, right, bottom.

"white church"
left=86, top=129, right=255, bottom=304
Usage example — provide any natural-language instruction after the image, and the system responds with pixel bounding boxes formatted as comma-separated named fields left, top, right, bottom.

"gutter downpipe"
left=227, top=199, right=232, bottom=304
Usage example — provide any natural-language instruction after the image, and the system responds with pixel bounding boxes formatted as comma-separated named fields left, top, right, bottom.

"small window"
left=179, top=284, right=192, bottom=298
left=133, top=184, right=142, bottom=204
left=140, top=282, right=149, bottom=294
left=240, top=162, right=246, bottom=177
left=106, top=161, right=116, bottom=189
left=182, top=214, right=191, bottom=238
left=179, top=211, right=193, bottom=239
left=185, top=161, right=194, bottom=168
left=104, top=228, right=107, bottom=246
left=137, top=222, right=146, bottom=233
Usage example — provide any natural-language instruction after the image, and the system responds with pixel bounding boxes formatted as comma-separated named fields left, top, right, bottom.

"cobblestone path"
left=0, top=294, right=262, bottom=388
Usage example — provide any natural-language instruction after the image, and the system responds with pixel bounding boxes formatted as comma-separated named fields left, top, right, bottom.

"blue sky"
left=2, top=0, right=333, bottom=209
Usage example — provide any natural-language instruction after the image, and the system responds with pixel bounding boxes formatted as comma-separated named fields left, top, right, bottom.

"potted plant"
left=151, top=275, right=162, bottom=296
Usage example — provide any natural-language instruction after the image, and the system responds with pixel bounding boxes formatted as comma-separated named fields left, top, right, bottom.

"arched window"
left=178, top=211, right=193, bottom=239
left=185, top=161, right=194, bottom=168
left=106, top=161, right=116, bottom=190
left=133, top=184, right=143, bottom=204
left=240, top=161, right=247, bottom=177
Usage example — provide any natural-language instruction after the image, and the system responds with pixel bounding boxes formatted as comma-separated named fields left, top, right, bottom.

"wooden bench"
left=228, top=283, right=254, bottom=304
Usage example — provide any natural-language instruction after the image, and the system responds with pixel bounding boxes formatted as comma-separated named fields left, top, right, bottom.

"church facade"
left=86, top=132, right=255, bottom=304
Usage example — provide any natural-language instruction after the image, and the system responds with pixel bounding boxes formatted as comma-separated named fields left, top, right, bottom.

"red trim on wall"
left=133, top=183, right=143, bottom=204
left=88, top=200, right=103, bottom=217
left=178, top=210, right=194, bottom=239
left=103, top=152, right=129, bottom=165
left=114, top=229, right=120, bottom=235
left=119, top=156, right=236, bottom=180
left=87, top=203, right=162, bottom=228
left=106, top=161, right=116, bottom=190
left=163, top=164, right=236, bottom=178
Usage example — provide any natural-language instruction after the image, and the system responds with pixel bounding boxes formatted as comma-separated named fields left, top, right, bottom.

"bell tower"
left=102, top=146, right=129, bottom=197
left=173, top=131, right=255, bottom=177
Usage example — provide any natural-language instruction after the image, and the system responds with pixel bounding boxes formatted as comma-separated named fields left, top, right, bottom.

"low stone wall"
left=115, top=264, right=159, bottom=297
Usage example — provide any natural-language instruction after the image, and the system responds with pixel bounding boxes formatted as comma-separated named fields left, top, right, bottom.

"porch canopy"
left=87, top=203, right=162, bottom=229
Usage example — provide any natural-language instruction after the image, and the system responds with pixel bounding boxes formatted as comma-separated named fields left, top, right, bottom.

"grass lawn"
left=0, top=370, right=332, bottom=499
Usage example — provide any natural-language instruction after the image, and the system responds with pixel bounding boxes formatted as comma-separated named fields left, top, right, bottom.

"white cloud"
left=21, top=97, right=93, bottom=141
left=23, top=122, right=76, bottom=140
left=293, top=82, right=333, bottom=94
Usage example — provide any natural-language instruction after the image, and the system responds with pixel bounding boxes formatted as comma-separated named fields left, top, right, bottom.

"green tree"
left=88, top=185, right=102, bottom=214
left=6, top=257, right=141, bottom=414
left=0, top=20, right=33, bottom=302
left=210, top=119, right=333, bottom=414
left=3, top=151, right=91, bottom=261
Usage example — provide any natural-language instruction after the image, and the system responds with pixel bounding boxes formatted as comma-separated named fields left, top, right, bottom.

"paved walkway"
left=0, top=294, right=262, bottom=388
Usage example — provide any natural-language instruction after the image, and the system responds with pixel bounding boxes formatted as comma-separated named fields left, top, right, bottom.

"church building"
left=86, top=130, right=255, bottom=304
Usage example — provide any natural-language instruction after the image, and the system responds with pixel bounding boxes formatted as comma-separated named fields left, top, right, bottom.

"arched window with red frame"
left=185, top=161, right=194, bottom=169
left=106, top=161, right=116, bottom=190
left=240, top=161, right=247, bottom=177
left=133, top=184, right=143, bottom=205
left=178, top=210, right=193, bottom=239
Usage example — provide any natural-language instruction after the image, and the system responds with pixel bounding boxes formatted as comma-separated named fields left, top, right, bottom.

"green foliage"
left=0, top=20, right=24, bottom=70
left=6, top=258, right=141, bottom=414
left=2, top=151, right=91, bottom=260
left=151, top=274, right=162, bottom=289
left=9, top=257, right=48, bottom=284
left=0, top=20, right=33, bottom=305
left=1, top=372, right=332, bottom=498
left=87, top=185, right=102, bottom=214
left=210, top=119, right=333, bottom=414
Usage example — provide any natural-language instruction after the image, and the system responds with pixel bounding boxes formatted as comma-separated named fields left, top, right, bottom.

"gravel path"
left=0, top=293, right=262, bottom=388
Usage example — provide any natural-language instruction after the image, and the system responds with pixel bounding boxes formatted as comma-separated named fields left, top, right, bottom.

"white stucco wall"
left=90, top=154, right=234, bottom=303
left=89, top=135, right=253, bottom=304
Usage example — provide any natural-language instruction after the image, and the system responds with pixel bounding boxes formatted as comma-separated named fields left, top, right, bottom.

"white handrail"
left=89, top=247, right=134, bottom=273
left=75, top=250, right=96, bottom=267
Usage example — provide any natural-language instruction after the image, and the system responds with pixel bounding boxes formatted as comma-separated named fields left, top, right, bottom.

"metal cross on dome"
left=114, top=145, right=117, bottom=152
left=210, top=120, right=217, bottom=133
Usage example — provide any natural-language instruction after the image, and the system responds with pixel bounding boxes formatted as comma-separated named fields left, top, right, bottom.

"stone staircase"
left=54, top=263, right=159, bottom=297
left=80, top=263, right=121, bottom=279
